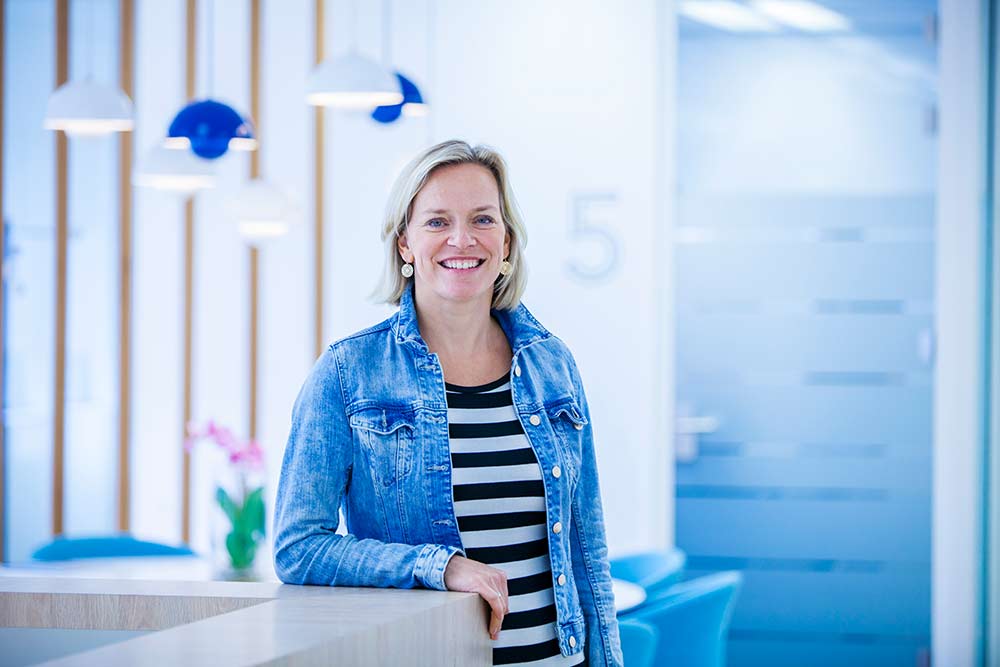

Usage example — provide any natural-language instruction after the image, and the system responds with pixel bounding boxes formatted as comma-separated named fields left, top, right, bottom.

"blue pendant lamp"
left=166, top=99, right=257, bottom=160
left=371, top=72, right=427, bottom=124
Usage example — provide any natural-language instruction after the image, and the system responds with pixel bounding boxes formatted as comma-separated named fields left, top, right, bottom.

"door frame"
left=934, top=1, right=990, bottom=666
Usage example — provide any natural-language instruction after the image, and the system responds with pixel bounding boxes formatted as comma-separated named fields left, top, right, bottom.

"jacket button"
left=514, top=364, right=522, bottom=377
left=552, top=465, right=561, bottom=479
left=552, top=521, right=562, bottom=534
left=557, top=573, right=566, bottom=586
left=569, top=636, right=577, bottom=648
left=573, top=423, right=583, bottom=431
left=529, top=414, right=541, bottom=426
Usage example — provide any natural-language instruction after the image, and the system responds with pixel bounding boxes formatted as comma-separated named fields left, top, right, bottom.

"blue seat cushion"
left=31, top=535, right=195, bottom=561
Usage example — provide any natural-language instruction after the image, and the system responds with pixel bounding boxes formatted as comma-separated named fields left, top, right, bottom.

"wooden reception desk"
left=0, top=576, right=490, bottom=665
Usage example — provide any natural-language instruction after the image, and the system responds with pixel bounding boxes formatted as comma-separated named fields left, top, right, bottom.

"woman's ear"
left=397, top=233, right=412, bottom=262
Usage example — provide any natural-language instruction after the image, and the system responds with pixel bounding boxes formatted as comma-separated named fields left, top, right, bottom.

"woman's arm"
left=272, top=346, right=462, bottom=590
left=567, top=357, right=624, bottom=667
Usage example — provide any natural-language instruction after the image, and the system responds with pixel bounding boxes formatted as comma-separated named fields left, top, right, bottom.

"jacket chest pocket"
left=546, top=400, right=588, bottom=485
left=349, top=407, right=416, bottom=487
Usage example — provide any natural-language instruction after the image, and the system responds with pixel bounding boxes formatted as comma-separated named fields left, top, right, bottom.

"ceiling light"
left=679, top=1, right=779, bottom=32
left=133, top=145, right=216, bottom=192
left=167, top=99, right=256, bottom=160
left=306, top=52, right=403, bottom=109
left=44, top=80, right=134, bottom=135
left=750, top=0, right=851, bottom=32
left=371, top=73, right=427, bottom=124
left=228, top=179, right=293, bottom=242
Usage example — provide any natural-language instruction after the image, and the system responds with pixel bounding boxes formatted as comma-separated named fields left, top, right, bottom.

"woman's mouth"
left=438, top=259, right=486, bottom=271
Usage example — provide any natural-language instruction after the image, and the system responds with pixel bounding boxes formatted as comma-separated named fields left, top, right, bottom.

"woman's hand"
left=444, top=554, right=509, bottom=640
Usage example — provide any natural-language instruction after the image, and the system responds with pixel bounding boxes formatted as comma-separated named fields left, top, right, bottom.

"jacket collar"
left=392, top=281, right=551, bottom=355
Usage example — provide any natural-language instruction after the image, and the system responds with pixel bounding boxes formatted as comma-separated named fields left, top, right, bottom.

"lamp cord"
left=85, top=0, right=95, bottom=81
left=206, top=0, right=215, bottom=97
left=350, top=0, right=358, bottom=52
left=381, top=0, right=392, bottom=66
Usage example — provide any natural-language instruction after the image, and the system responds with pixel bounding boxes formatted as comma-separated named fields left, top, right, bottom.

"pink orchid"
left=184, top=420, right=265, bottom=472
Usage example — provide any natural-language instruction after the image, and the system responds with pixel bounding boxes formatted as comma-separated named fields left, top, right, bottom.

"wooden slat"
left=53, top=0, right=69, bottom=538
left=118, top=0, right=135, bottom=533
left=249, top=0, right=260, bottom=180
left=186, top=0, right=196, bottom=101
left=314, top=0, right=324, bottom=359
left=181, top=0, right=197, bottom=545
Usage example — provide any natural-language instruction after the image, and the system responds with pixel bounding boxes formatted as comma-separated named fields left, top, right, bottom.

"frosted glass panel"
left=675, top=4, right=936, bottom=666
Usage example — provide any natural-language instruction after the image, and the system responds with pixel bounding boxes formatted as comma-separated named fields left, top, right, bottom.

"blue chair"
left=31, top=534, right=195, bottom=561
left=618, top=618, right=659, bottom=667
left=620, top=571, right=742, bottom=667
left=611, top=548, right=687, bottom=600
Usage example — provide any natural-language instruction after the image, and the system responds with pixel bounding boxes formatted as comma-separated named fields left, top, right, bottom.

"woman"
left=273, top=140, right=623, bottom=666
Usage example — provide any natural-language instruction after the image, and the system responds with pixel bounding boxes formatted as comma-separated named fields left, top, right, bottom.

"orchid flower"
left=184, top=420, right=265, bottom=472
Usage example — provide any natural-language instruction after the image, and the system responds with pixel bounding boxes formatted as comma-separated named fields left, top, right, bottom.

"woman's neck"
left=413, top=287, right=499, bottom=359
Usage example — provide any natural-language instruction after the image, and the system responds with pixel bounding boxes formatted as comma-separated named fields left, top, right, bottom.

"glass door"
left=674, top=2, right=937, bottom=665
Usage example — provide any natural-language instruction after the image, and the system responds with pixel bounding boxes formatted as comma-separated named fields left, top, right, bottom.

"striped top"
left=447, top=374, right=587, bottom=667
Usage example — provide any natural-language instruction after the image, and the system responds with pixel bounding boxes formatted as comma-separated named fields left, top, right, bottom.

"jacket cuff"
left=414, top=544, right=464, bottom=590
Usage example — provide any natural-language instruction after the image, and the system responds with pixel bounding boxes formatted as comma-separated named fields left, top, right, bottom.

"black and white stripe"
left=448, top=375, right=586, bottom=667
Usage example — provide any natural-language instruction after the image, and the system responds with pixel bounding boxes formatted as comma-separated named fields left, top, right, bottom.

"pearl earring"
left=499, top=260, right=512, bottom=276
left=401, top=262, right=414, bottom=278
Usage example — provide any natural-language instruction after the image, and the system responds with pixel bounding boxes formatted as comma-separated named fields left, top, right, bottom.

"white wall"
left=129, top=0, right=676, bottom=564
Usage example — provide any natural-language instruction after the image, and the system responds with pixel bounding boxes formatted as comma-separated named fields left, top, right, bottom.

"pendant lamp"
left=371, top=72, right=427, bottom=124
left=228, top=179, right=293, bottom=241
left=166, top=99, right=257, bottom=160
left=306, top=52, right=402, bottom=109
left=133, top=144, right=216, bottom=192
left=306, top=0, right=400, bottom=108
left=43, top=0, right=134, bottom=136
left=44, top=79, right=134, bottom=135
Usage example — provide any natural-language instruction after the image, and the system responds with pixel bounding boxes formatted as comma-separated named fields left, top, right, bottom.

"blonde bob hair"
left=371, top=140, right=528, bottom=310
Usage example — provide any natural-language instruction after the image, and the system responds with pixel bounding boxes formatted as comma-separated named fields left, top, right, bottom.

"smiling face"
left=398, top=163, right=510, bottom=311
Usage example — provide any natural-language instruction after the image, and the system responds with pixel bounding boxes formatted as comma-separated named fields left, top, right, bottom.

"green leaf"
left=226, top=530, right=256, bottom=570
left=238, top=487, right=266, bottom=539
left=216, top=487, right=238, bottom=524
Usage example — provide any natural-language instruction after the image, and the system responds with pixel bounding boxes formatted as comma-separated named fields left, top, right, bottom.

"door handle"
left=675, top=403, right=719, bottom=463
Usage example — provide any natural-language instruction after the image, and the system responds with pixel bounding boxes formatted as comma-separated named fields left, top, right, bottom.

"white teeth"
left=442, top=259, right=482, bottom=269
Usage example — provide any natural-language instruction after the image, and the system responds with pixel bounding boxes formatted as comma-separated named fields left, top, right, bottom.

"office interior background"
left=0, top=0, right=996, bottom=665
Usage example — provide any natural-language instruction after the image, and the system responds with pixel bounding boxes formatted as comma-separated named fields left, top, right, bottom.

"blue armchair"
left=611, top=548, right=687, bottom=600
left=618, top=618, right=659, bottom=667
left=619, top=571, right=742, bottom=667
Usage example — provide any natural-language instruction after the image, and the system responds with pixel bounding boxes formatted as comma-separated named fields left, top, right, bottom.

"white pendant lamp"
left=228, top=179, right=293, bottom=241
left=44, top=0, right=134, bottom=136
left=306, top=52, right=402, bottom=109
left=44, top=79, right=134, bottom=135
left=305, top=0, right=401, bottom=109
left=132, top=145, right=216, bottom=192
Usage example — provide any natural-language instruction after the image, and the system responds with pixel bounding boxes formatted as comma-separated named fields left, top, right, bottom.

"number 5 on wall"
left=566, top=192, right=622, bottom=283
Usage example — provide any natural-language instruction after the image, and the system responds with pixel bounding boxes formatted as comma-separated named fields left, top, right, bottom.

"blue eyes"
left=426, top=216, right=496, bottom=228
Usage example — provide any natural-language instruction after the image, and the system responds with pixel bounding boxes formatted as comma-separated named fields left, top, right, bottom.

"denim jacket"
left=273, top=283, right=623, bottom=666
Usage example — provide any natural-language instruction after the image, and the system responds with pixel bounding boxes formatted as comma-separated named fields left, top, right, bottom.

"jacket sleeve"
left=272, top=346, right=463, bottom=589
left=567, top=356, right=624, bottom=667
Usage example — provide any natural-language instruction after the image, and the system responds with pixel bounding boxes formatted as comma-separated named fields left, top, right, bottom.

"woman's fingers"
left=443, top=555, right=509, bottom=639
left=484, top=571, right=509, bottom=639
left=486, top=588, right=504, bottom=639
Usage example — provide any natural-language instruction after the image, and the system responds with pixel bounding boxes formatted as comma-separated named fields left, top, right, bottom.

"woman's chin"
left=421, top=280, right=494, bottom=305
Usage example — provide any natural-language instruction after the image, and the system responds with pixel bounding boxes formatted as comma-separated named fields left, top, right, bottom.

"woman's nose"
left=448, top=223, right=475, bottom=247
